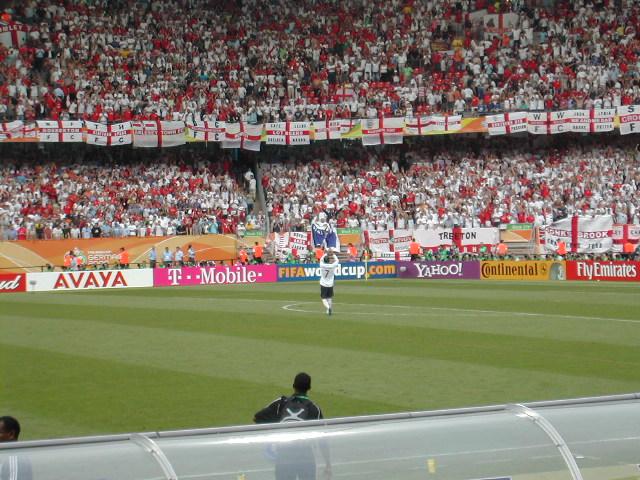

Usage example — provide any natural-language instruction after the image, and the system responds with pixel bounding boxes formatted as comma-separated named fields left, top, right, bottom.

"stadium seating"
left=1, top=0, right=639, bottom=122
left=0, top=149, right=260, bottom=240
left=262, top=140, right=640, bottom=232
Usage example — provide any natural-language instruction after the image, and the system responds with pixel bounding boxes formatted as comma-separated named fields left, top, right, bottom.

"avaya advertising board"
left=27, top=270, right=153, bottom=292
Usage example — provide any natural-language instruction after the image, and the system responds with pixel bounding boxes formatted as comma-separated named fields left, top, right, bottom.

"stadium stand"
left=262, top=138, right=640, bottom=233
left=1, top=0, right=640, bottom=122
left=0, top=147, right=261, bottom=240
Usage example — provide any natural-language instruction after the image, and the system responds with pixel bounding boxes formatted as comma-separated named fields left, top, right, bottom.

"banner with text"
left=154, top=265, right=277, bottom=287
left=277, top=261, right=397, bottom=282
left=0, top=273, right=26, bottom=293
left=612, top=224, right=640, bottom=252
left=481, top=261, right=566, bottom=281
left=413, top=227, right=500, bottom=252
left=543, top=216, right=613, bottom=254
left=566, top=261, right=640, bottom=282
left=396, top=261, right=481, bottom=280
left=27, top=269, right=153, bottom=292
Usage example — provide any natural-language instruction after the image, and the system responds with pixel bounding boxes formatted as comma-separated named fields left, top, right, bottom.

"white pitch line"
left=282, top=302, right=421, bottom=317
left=281, top=302, right=640, bottom=325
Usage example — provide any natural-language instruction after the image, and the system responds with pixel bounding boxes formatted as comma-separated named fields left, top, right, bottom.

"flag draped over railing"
left=2, top=107, right=640, bottom=147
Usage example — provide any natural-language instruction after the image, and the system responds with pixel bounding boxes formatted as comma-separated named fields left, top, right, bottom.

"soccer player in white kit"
left=319, top=250, right=339, bottom=315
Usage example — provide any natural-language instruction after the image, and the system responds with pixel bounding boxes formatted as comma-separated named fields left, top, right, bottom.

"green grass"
left=1, top=279, right=639, bottom=440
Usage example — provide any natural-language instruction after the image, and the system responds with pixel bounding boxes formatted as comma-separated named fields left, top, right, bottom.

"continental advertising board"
left=154, top=265, right=278, bottom=287
left=396, top=261, right=480, bottom=280
left=277, top=261, right=397, bottom=282
left=480, top=261, right=565, bottom=281
left=566, top=261, right=640, bottom=282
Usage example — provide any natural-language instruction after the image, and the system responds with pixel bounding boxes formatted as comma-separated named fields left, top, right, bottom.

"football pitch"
left=1, top=279, right=639, bottom=441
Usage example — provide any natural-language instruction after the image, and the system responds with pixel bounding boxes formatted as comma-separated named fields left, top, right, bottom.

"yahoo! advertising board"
left=396, top=261, right=481, bottom=280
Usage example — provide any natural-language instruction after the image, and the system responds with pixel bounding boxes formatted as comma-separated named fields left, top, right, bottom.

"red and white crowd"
left=0, top=150, right=262, bottom=241
left=2, top=0, right=640, bottom=123
left=262, top=140, right=640, bottom=232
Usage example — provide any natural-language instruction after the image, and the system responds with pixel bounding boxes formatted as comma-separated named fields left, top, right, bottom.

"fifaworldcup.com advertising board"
left=277, top=261, right=397, bottom=282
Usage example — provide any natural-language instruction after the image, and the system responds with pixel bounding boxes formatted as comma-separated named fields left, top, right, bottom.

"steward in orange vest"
left=557, top=241, right=567, bottom=256
left=409, top=239, right=421, bottom=261
left=253, top=242, right=264, bottom=263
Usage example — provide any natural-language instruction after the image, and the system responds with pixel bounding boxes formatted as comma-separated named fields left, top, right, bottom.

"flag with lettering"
left=527, top=112, right=549, bottom=135
left=312, top=120, right=342, bottom=140
left=265, top=122, right=311, bottom=145
left=486, top=112, right=528, bottom=135
left=549, top=111, right=572, bottom=134
left=186, top=120, right=226, bottom=142
left=618, top=105, right=640, bottom=135
left=131, top=121, right=186, bottom=147
left=85, top=121, right=133, bottom=146
left=37, top=120, right=84, bottom=142
left=612, top=224, right=640, bottom=253
left=361, top=117, right=404, bottom=146
left=0, top=21, right=27, bottom=48
left=544, top=215, right=613, bottom=254
left=430, top=115, right=462, bottom=132
left=569, top=109, right=615, bottom=133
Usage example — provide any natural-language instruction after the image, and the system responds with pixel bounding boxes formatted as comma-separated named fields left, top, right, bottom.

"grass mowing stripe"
left=3, top=314, right=636, bottom=419
left=2, top=279, right=639, bottom=440
left=2, top=344, right=402, bottom=440
left=3, top=299, right=640, bottom=382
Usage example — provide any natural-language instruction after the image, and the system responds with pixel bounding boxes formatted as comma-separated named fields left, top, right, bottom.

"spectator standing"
left=163, top=247, right=173, bottom=268
left=175, top=247, right=185, bottom=267
left=149, top=246, right=157, bottom=269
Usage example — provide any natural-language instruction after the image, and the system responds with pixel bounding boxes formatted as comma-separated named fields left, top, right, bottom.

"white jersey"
left=319, top=255, right=339, bottom=287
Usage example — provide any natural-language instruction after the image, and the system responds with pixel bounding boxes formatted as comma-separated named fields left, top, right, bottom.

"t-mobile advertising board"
left=566, top=261, right=640, bottom=282
left=27, top=269, right=153, bottom=292
left=154, top=265, right=278, bottom=287
left=396, top=261, right=481, bottom=280
left=0, top=273, right=27, bottom=293
left=277, top=261, right=397, bottom=282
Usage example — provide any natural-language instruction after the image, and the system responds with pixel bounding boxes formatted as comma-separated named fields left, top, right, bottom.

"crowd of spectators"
left=2, top=0, right=640, bottom=124
left=0, top=147, right=262, bottom=241
left=262, top=137, right=640, bottom=232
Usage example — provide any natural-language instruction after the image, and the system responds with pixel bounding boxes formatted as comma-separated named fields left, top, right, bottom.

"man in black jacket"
left=254, top=373, right=331, bottom=480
